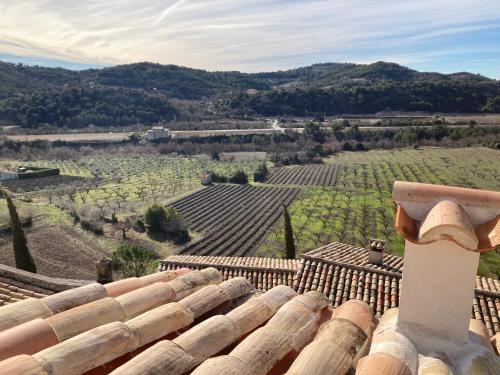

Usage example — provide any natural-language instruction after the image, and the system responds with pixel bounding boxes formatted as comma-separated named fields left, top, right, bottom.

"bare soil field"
left=0, top=224, right=109, bottom=280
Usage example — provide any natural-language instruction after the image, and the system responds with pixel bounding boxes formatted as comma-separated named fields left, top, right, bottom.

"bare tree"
left=115, top=216, right=135, bottom=239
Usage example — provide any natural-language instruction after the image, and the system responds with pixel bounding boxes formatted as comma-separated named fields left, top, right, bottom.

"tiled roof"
left=0, top=264, right=91, bottom=307
left=0, top=277, right=48, bottom=305
left=474, top=276, right=500, bottom=336
left=302, top=242, right=404, bottom=273
left=294, top=252, right=401, bottom=318
left=295, top=243, right=500, bottom=337
left=0, top=266, right=498, bottom=374
left=476, top=276, right=500, bottom=293
left=160, top=243, right=500, bottom=336
left=160, top=255, right=300, bottom=290
left=294, top=243, right=403, bottom=319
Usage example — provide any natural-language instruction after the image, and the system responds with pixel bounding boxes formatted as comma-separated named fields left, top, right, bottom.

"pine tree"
left=4, top=191, right=36, bottom=273
left=282, top=203, right=296, bottom=259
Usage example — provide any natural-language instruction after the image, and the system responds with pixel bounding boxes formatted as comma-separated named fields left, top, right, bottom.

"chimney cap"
left=369, top=238, right=385, bottom=252
left=392, top=181, right=500, bottom=252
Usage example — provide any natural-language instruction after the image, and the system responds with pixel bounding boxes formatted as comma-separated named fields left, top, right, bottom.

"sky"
left=1, top=0, right=500, bottom=78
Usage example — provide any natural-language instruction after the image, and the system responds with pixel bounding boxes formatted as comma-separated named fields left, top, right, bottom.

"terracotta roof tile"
left=0, top=263, right=498, bottom=375
left=392, top=181, right=500, bottom=252
left=0, top=277, right=50, bottom=306
left=294, top=243, right=500, bottom=337
left=302, top=242, right=404, bottom=272
left=160, top=244, right=500, bottom=337
left=160, top=255, right=299, bottom=290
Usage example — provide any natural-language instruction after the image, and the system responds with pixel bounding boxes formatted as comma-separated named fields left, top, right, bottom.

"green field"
left=2, top=147, right=499, bottom=278
left=1, top=154, right=263, bottom=216
left=257, top=147, right=500, bottom=278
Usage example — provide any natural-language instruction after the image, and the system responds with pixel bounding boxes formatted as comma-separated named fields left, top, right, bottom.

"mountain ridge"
left=1, top=60, right=499, bottom=128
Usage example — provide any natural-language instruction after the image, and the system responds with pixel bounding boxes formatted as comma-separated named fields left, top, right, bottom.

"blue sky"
left=1, top=0, right=499, bottom=78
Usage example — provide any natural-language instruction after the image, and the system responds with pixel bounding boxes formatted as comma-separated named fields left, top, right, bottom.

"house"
left=144, top=126, right=171, bottom=141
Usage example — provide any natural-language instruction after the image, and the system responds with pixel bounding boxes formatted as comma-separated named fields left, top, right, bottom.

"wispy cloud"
left=0, top=0, right=499, bottom=76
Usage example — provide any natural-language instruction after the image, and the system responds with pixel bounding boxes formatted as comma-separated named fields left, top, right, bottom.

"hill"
left=0, top=60, right=499, bottom=128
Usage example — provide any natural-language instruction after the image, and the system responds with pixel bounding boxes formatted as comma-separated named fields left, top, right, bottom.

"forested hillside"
left=0, top=86, right=178, bottom=128
left=0, top=60, right=499, bottom=128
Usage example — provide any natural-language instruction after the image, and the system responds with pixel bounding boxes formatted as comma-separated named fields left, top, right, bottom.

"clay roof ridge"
left=0, top=264, right=90, bottom=293
left=300, top=253, right=403, bottom=279
left=161, top=260, right=298, bottom=273
left=303, top=241, right=404, bottom=262
left=474, top=288, right=500, bottom=299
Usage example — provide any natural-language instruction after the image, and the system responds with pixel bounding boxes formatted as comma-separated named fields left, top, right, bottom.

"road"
left=5, top=122, right=497, bottom=143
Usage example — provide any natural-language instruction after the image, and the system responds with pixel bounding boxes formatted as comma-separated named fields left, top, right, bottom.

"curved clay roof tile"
left=393, top=181, right=500, bottom=252
left=418, top=200, right=478, bottom=250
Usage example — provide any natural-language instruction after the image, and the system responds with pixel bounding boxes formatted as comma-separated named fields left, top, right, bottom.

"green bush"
left=133, top=218, right=146, bottom=233
left=144, top=204, right=167, bottom=234
left=144, top=204, right=190, bottom=242
left=228, top=170, right=248, bottom=184
left=80, top=218, right=104, bottom=235
left=112, top=244, right=159, bottom=278
left=210, top=172, right=228, bottom=183
left=253, top=163, right=268, bottom=182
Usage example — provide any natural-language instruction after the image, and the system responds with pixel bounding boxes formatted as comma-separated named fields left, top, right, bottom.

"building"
left=144, top=126, right=171, bottom=141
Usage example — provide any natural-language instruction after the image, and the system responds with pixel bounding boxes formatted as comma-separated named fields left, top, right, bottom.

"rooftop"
left=0, top=264, right=89, bottom=306
left=160, top=254, right=299, bottom=290
left=0, top=181, right=498, bottom=374
left=0, top=266, right=497, bottom=375
left=161, top=241, right=500, bottom=336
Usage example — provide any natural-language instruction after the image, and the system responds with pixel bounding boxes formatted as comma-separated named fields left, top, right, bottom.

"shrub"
left=210, top=172, right=228, bottom=183
left=144, top=204, right=167, bottom=234
left=342, top=141, right=354, bottom=151
left=355, top=142, right=366, bottom=151
left=228, top=170, right=248, bottom=184
left=253, top=163, right=268, bottom=182
left=112, top=243, right=159, bottom=278
left=80, top=217, right=104, bottom=235
left=133, top=218, right=146, bottom=233
left=144, top=204, right=190, bottom=242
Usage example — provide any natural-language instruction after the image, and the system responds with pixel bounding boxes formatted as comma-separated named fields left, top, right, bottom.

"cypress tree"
left=4, top=192, right=36, bottom=273
left=282, top=203, right=296, bottom=259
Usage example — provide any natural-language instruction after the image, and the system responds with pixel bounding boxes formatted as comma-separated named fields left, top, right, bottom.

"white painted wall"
left=397, top=239, right=479, bottom=347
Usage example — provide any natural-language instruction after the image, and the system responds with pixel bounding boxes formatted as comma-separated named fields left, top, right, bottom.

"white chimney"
left=391, top=181, right=500, bottom=352
left=368, top=238, right=385, bottom=265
